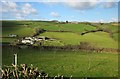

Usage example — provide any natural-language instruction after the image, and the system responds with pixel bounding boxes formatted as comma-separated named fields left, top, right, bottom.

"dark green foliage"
left=1, top=64, right=74, bottom=79
left=1, top=64, right=40, bottom=79
left=66, top=21, right=68, bottom=23
left=33, top=27, right=46, bottom=37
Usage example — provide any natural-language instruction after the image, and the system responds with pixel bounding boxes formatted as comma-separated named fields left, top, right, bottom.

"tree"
left=66, top=21, right=68, bottom=23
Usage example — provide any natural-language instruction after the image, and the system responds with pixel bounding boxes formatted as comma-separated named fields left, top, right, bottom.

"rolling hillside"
left=2, top=20, right=118, bottom=49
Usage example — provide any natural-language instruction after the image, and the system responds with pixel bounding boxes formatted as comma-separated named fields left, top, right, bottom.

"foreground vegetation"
left=1, top=64, right=40, bottom=79
left=2, top=47, right=118, bottom=77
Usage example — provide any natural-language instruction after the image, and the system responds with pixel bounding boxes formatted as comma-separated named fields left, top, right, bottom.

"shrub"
left=1, top=64, right=72, bottom=79
left=0, top=64, right=45, bottom=79
left=33, top=27, right=46, bottom=37
left=79, top=42, right=92, bottom=49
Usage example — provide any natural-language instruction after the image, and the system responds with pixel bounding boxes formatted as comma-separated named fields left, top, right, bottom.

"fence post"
left=14, top=54, right=17, bottom=66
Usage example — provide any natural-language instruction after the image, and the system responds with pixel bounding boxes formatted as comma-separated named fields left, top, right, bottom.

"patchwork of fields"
left=1, top=20, right=119, bottom=77
left=2, top=21, right=119, bottom=48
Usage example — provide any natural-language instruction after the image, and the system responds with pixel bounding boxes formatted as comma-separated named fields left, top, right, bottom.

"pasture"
left=40, top=32, right=118, bottom=48
left=2, top=47, right=118, bottom=77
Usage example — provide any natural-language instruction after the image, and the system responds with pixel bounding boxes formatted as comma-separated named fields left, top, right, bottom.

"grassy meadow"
left=40, top=31, right=118, bottom=48
left=2, top=47, right=118, bottom=77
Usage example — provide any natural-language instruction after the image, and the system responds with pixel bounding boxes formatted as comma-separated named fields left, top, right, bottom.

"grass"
left=42, top=40, right=64, bottom=46
left=40, top=23, right=97, bottom=32
left=60, top=23, right=96, bottom=32
left=2, top=38, right=17, bottom=43
left=113, top=33, right=118, bottom=41
left=98, top=23, right=119, bottom=33
left=2, top=21, right=97, bottom=33
left=2, top=27, right=35, bottom=37
left=2, top=47, right=118, bottom=77
left=2, top=21, right=119, bottom=77
left=40, top=32, right=82, bottom=45
left=81, top=32, right=118, bottom=48
left=2, top=21, right=118, bottom=48
left=40, top=32, right=118, bottom=48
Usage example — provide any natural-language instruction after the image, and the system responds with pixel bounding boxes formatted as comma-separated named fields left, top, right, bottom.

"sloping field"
left=2, top=27, right=34, bottom=37
left=40, top=23, right=96, bottom=32
left=2, top=21, right=118, bottom=48
left=113, top=33, right=118, bottom=41
left=98, top=24, right=119, bottom=33
left=40, top=32, right=118, bottom=48
left=2, top=38, right=17, bottom=43
left=81, top=32, right=118, bottom=48
left=60, top=24, right=96, bottom=32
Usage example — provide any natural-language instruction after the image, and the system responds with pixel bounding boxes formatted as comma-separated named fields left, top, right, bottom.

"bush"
left=33, top=27, right=46, bottom=37
left=0, top=64, right=72, bottom=79
left=79, top=42, right=92, bottom=49
left=0, top=64, right=46, bottom=79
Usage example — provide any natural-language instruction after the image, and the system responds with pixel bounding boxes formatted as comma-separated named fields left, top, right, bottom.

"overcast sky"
left=0, top=0, right=119, bottom=22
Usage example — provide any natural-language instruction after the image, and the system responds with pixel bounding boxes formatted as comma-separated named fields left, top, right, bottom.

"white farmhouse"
left=20, top=36, right=51, bottom=45
left=25, top=37, right=33, bottom=40
left=21, top=39, right=34, bottom=44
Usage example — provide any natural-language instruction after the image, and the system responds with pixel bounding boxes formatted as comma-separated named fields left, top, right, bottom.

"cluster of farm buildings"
left=8, top=34, right=54, bottom=45
left=19, top=36, right=54, bottom=45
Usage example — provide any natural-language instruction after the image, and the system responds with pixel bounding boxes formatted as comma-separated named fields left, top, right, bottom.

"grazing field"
left=2, top=38, right=17, bottom=44
left=98, top=23, right=119, bottom=32
left=40, top=32, right=118, bottom=48
left=113, top=33, right=118, bottom=41
left=2, top=47, right=118, bottom=77
left=42, top=23, right=96, bottom=32
left=2, top=27, right=35, bottom=37
left=60, top=24, right=96, bottom=32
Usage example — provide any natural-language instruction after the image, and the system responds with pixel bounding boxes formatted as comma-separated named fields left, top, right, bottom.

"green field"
left=2, top=47, right=118, bottom=77
left=2, top=27, right=34, bottom=37
left=40, top=32, right=118, bottom=48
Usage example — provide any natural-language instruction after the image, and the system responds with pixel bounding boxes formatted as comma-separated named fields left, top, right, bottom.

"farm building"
left=8, top=34, right=18, bottom=37
left=21, top=39, right=34, bottom=44
left=20, top=36, right=51, bottom=45
left=24, top=37, right=33, bottom=40
left=21, top=37, right=35, bottom=44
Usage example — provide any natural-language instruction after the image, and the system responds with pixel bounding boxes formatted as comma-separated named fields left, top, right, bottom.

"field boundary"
left=3, top=44, right=119, bottom=54
left=39, top=45, right=119, bottom=53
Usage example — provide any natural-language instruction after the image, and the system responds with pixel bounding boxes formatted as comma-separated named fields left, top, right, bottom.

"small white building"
left=20, top=36, right=51, bottom=45
left=9, top=34, right=18, bottom=37
left=21, top=39, right=34, bottom=44
left=25, top=37, right=33, bottom=40
left=37, top=38, right=43, bottom=41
